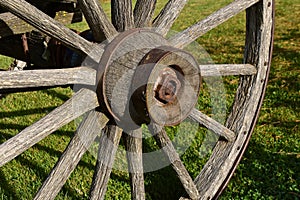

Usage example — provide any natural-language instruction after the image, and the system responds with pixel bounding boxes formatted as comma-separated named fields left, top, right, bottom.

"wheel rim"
left=0, top=0, right=274, bottom=199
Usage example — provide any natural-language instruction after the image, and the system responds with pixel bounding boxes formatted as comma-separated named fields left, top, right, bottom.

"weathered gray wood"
left=148, top=123, right=199, bottom=199
left=189, top=109, right=236, bottom=142
left=169, top=0, right=260, bottom=48
left=0, top=11, right=81, bottom=38
left=0, top=0, right=103, bottom=62
left=189, top=0, right=274, bottom=199
left=153, top=0, right=188, bottom=36
left=0, top=88, right=99, bottom=167
left=0, top=67, right=96, bottom=89
left=125, top=128, right=145, bottom=200
left=111, top=0, right=134, bottom=31
left=89, top=125, right=122, bottom=200
left=78, top=0, right=117, bottom=41
left=200, top=64, right=257, bottom=76
left=34, top=111, right=109, bottom=200
left=101, top=29, right=168, bottom=122
left=133, top=0, right=156, bottom=28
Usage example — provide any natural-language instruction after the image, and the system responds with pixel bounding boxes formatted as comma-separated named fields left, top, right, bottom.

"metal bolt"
left=154, top=68, right=181, bottom=104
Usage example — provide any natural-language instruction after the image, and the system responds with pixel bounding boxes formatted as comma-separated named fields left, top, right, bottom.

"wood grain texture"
left=78, top=0, right=117, bottom=41
left=169, top=0, right=260, bottom=48
left=188, top=0, right=275, bottom=199
left=0, top=11, right=81, bottom=38
left=133, top=0, right=157, bottom=28
left=0, top=67, right=96, bottom=89
left=189, top=109, right=236, bottom=142
left=0, top=88, right=99, bottom=167
left=125, top=128, right=145, bottom=200
left=200, top=64, right=257, bottom=76
left=111, top=0, right=134, bottom=31
left=89, top=125, right=122, bottom=200
left=153, top=0, right=188, bottom=36
left=0, top=0, right=103, bottom=62
left=34, top=111, right=108, bottom=200
left=148, top=123, right=199, bottom=199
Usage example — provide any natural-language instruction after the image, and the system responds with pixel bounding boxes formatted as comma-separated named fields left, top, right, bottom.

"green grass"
left=0, top=0, right=299, bottom=199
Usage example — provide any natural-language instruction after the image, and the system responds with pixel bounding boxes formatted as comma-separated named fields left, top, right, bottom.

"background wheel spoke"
left=0, top=0, right=103, bottom=61
left=189, top=109, right=236, bottom=142
left=0, top=67, right=96, bottom=90
left=89, top=125, right=122, bottom=200
left=125, top=128, right=145, bottom=200
left=0, top=88, right=99, bottom=167
left=133, top=0, right=157, bottom=28
left=111, top=0, right=134, bottom=31
left=153, top=0, right=188, bottom=36
left=34, top=111, right=109, bottom=200
left=78, top=0, right=117, bottom=41
left=148, top=124, right=199, bottom=199
left=169, top=0, right=260, bottom=48
left=200, top=64, right=257, bottom=77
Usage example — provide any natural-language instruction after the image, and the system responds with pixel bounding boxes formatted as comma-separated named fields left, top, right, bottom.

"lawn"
left=0, top=0, right=299, bottom=199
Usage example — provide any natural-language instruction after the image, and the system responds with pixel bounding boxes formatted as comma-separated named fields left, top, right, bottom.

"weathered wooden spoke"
left=169, top=0, right=260, bottom=48
left=0, top=67, right=96, bottom=90
left=89, top=125, right=123, bottom=200
left=125, top=128, right=145, bottom=200
left=134, top=0, right=157, bottom=28
left=78, top=0, right=117, bottom=41
left=111, top=0, right=134, bottom=31
left=153, top=0, right=188, bottom=36
left=189, top=109, right=236, bottom=142
left=0, top=88, right=99, bottom=167
left=0, top=0, right=103, bottom=61
left=200, top=64, right=257, bottom=77
left=34, top=111, right=109, bottom=200
left=148, top=123, right=199, bottom=199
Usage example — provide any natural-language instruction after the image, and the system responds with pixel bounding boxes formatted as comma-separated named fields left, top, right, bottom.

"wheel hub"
left=96, top=29, right=201, bottom=129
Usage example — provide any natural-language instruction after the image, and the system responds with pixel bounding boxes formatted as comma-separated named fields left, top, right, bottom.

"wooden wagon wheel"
left=0, top=0, right=274, bottom=199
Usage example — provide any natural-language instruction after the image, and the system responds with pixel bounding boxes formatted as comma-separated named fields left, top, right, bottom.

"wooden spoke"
left=169, top=0, right=260, bottom=48
left=148, top=123, right=199, bottom=199
left=153, top=0, right=188, bottom=36
left=89, top=125, right=122, bottom=200
left=125, top=128, right=145, bottom=200
left=189, top=109, right=236, bottom=142
left=0, top=88, right=99, bottom=167
left=78, top=0, right=118, bottom=41
left=0, top=67, right=96, bottom=90
left=111, top=0, right=134, bottom=31
left=0, top=11, right=82, bottom=38
left=200, top=64, right=257, bottom=77
left=133, top=0, right=157, bottom=28
left=34, top=111, right=109, bottom=200
left=0, top=0, right=103, bottom=62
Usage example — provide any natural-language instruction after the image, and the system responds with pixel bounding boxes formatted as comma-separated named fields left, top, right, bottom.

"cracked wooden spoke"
left=125, top=128, right=145, bottom=200
left=189, top=109, right=236, bottom=142
left=148, top=123, right=199, bottom=199
left=0, top=0, right=103, bottom=61
left=78, top=0, right=117, bottom=41
left=0, top=88, right=99, bottom=167
left=153, top=0, right=188, bottom=36
left=134, top=0, right=157, bottom=28
left=200, top=64, right=257, bottom=77
left=111, top=0, right=134, bottom=31
left=0, top=67, right=96, bottom=90
left=89, top=125, right=122, bottom=200
left=169, top=0, right=260, bottom=48
left=34, top=111, right=109, bottom=200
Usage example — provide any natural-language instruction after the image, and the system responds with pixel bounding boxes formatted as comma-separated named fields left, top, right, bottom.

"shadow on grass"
left=222, top=139, right=300, bottom=199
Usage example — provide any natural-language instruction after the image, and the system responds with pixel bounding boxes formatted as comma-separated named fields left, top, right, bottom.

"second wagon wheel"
left=0, top=0, right=274, bottom=199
